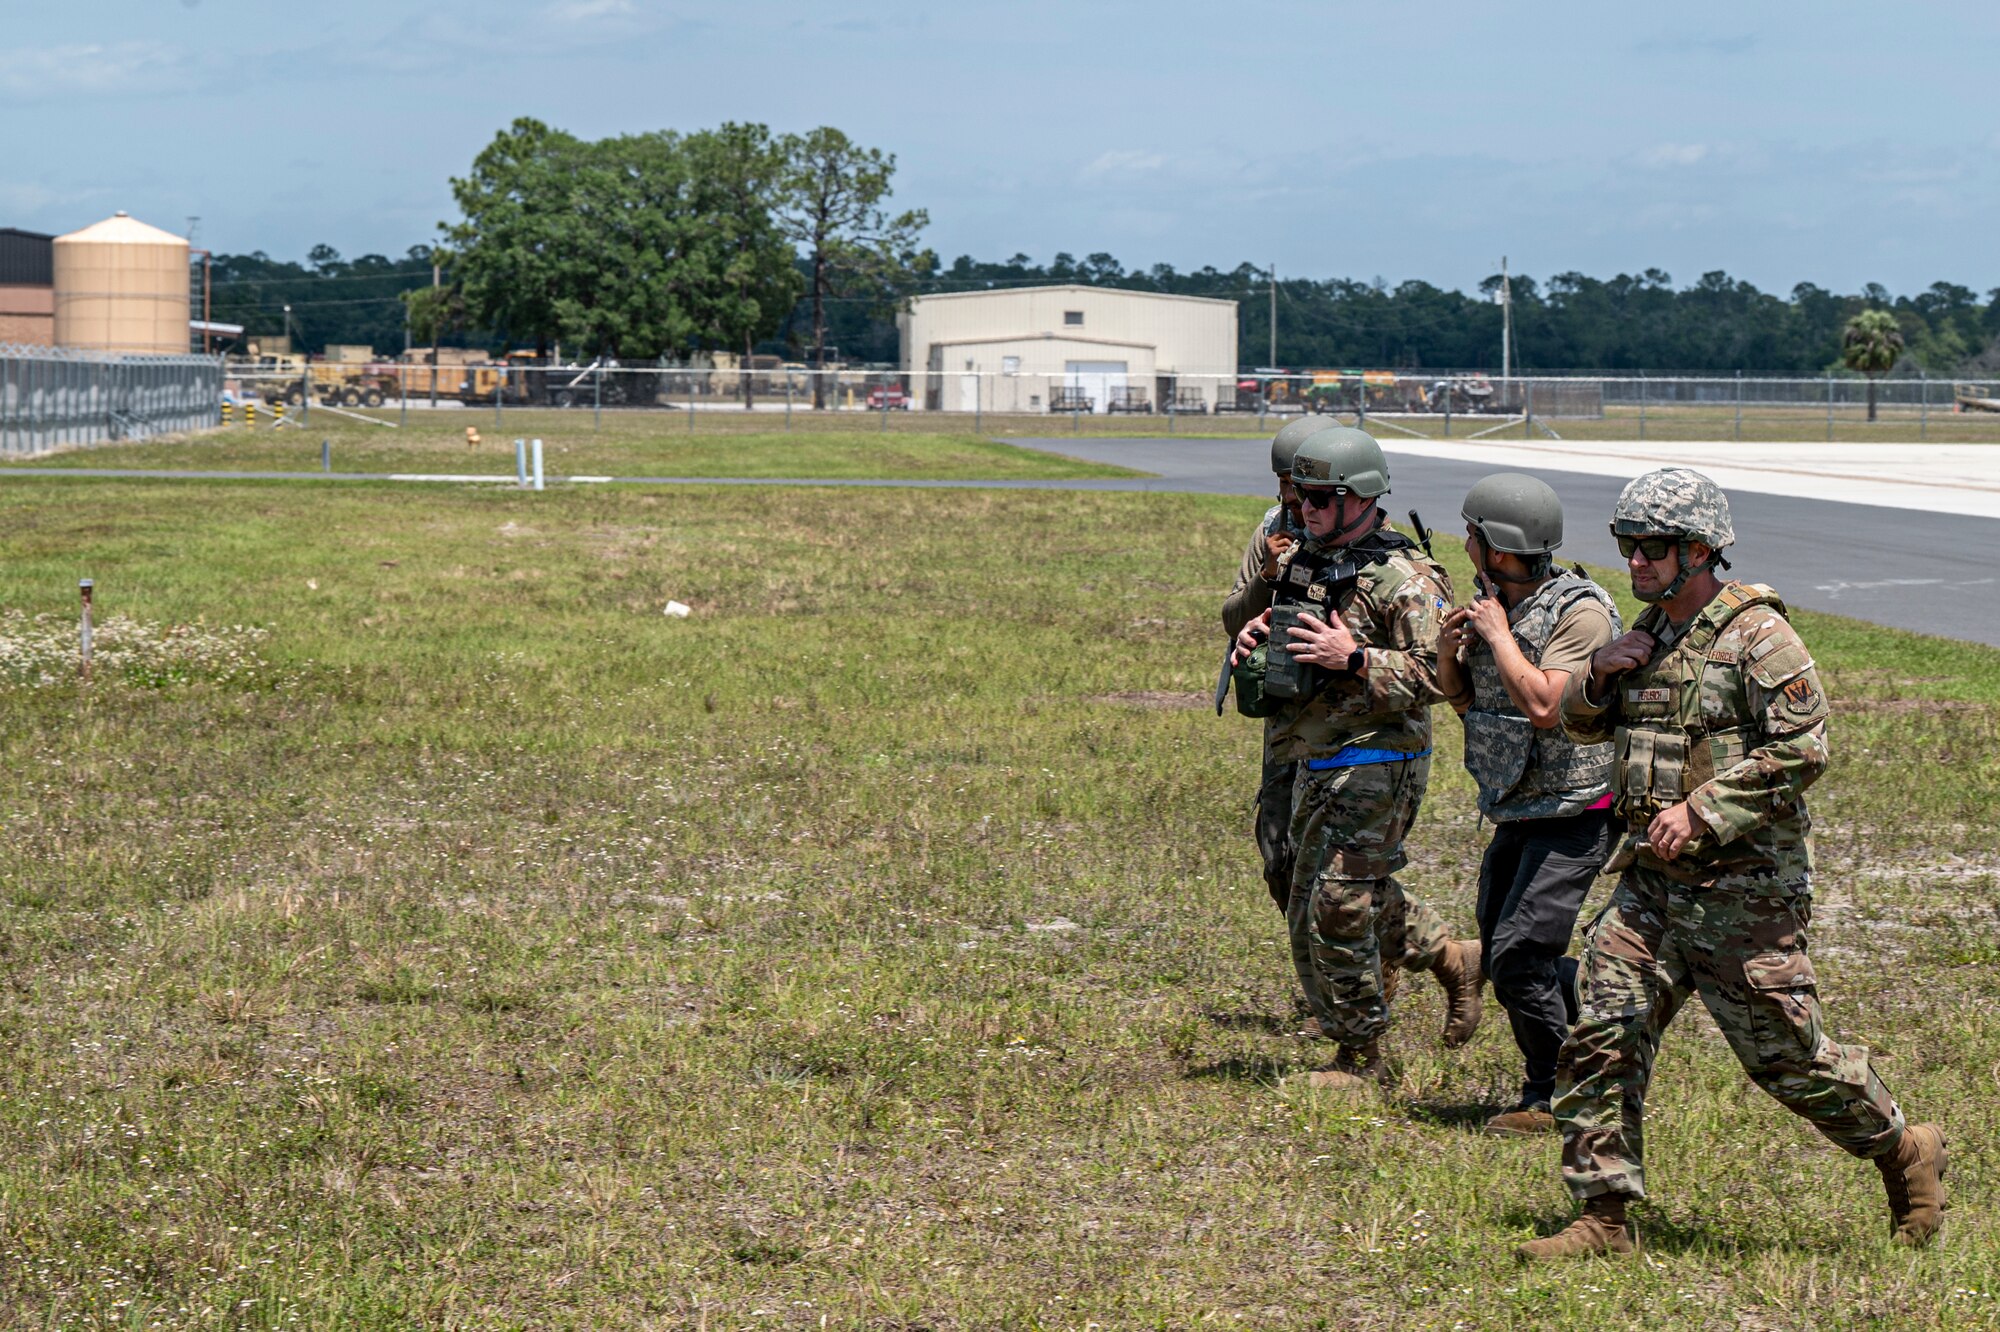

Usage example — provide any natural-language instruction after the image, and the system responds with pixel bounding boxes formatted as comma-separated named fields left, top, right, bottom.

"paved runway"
left=1006, top=436, right=2000, bottom=648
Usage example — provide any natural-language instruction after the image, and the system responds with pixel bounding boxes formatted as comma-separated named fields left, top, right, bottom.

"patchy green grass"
left=0, top=480, right=1992, bottom=1329
left=2, top=417, right=1141, bottom=481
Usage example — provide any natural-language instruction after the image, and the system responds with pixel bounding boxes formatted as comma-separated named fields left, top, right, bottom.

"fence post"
left=1920, top=370, right=1928, bottom=441
left=1638, top=373, right=1646, bottom=440
left=1524, top=381, right=1534, bottom=438
left=321, top=437, right=330, bottom=473
left=1734, top=369, right=1742, bottom=442
left=1443, top=389, right=1452, bottom=438
left=1826, top=372, right=1834, bottom=442
left=593, top=366, right=602, bottom=433
left=785, top=377, right=792, bottom=431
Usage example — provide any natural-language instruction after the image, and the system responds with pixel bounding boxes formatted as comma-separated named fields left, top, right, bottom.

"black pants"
left=1476, top=807, right=1612, bottom=1106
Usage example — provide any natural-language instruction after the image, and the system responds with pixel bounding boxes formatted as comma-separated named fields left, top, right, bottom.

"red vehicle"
left=866, top=383, right=911, bottom=410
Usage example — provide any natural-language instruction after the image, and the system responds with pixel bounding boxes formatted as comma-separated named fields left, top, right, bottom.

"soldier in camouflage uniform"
left=1224, top=417, right=1337, bottom=1033
left=1230, top=428, right=1484, bottom=1091
left=1435, top=474, right=1620, bottom=1135
left=1518, top=467, right=1946, bottom=1261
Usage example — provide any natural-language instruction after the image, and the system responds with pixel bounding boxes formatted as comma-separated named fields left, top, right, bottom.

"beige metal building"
left=898, top=285, right=1237, bottom=413
left=53, top=212, right=191, bottom=354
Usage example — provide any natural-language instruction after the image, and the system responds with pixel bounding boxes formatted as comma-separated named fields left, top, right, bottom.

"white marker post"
left=515, top=438, right=527, bottom=487
left=531, top=437, right=544, bottom=491
left=79, top=579, right=94, bottom=681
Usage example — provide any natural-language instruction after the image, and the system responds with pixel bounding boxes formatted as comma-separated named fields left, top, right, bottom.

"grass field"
left=0, top=418, right=1141, bottom=481
left=0, top=467, right=1994, bottom=1329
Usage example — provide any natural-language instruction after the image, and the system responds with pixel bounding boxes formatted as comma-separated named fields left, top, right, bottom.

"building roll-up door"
left=1063, top=360, right=1127, bottom=414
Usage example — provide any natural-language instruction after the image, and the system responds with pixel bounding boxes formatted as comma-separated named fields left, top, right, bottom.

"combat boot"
left=1431, top=939, right=1484, bottom=1048
left=1484, top=1100, right=1557, bottom=1137
left=1876, top=1123, right=1948, bottom=1247
left=1296, top=1016, right=1326, bottom=1040
left=1303, top=1041, right=1383, bottom=1094
left=1515, top=1195, right=1636, bottom=1262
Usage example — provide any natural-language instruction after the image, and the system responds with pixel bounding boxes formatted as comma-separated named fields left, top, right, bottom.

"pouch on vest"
left=1233, top=644, right=1278, bottom=718
left=1463, top=708, right=1534, bottom=804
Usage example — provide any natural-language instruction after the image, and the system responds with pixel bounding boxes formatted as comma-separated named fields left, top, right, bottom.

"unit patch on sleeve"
left=1782, top=677, right=1820, bottom=712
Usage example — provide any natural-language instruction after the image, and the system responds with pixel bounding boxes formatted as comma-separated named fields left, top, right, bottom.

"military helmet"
left=1290, top=425, right=1390, bottom=498
left=1610, top=467, right=1734, bottom=551
left=1461, top=472, right=1563, bottom=555
left=1269, top=415, right=1335, bottom=476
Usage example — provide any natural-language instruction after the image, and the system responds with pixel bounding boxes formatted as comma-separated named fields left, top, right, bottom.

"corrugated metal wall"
left=0, top=229, right=55, bottom=288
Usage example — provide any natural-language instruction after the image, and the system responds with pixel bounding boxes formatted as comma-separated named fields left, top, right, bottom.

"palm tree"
left=1841, top=309, right=1905, bottom=422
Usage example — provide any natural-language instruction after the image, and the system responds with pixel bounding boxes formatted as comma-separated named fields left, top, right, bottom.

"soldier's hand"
left=1590, top=630, right=1657, bottom=685
left=1285, top=609, right=1358, bottom=667
left=1439, top=606, right=1472, bottom=657
left=1230, top=610, right=1272, bottom=668
left=1462, top=594, right=1510, bottom=644
left=1646, top=801, right=1698, bottom=861
left=1259, top=533, right=1294, bottom=581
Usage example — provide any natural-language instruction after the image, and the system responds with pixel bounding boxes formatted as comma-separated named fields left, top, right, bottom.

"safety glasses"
left=1296, top=487, right=1346, bottom=510
left=1615, top=534, right=1676, bottom=561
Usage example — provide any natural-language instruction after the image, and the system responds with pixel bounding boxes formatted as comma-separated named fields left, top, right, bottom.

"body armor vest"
left=1463, top=572, right=1620, bottom=821
left=1611, top=582, right=1785, bottom=831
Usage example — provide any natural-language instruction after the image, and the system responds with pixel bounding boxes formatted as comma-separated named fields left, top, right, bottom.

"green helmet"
left=1462, top=472, right=1563, bottom=555
left=1611, top=467, right=1734, bottom=602
left=1290, top=425, right=1389, bottom=498
left=1270, top=414, right=1335, bottom=476
left=1611, top=468, right=1734, bottom=551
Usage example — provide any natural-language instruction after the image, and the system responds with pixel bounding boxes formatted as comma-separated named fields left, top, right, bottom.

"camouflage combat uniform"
left=1270, top=518, right=1456, bottom=1048
left=1553, top=581, right=1906, bottom=1200
left=1223, top=501, right=1325, bottom=1022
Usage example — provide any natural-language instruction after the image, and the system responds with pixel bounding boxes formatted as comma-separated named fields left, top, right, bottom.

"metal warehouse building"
left=898, top=285, right=1238, bottom=414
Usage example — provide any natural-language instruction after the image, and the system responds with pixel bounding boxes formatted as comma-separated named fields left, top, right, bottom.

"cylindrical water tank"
left=53, top=212, right=191, bottom=354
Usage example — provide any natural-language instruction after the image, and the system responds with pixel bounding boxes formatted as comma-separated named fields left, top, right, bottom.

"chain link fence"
left=1, top=344, right=224, bottom=457
left=214, top=360, right=2000, bottom=444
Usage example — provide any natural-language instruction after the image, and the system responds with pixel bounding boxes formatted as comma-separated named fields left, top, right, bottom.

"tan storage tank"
left=53, top=212, right=191, bottom=354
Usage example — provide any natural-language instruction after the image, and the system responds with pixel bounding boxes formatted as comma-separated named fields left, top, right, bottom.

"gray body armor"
left=1463, top=573, right=1620, bottom=821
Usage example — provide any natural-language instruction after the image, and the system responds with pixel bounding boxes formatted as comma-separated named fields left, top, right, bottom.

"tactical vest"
left=1463, top=572, right=1620, bottom=821
left=1263, top=526, right=1453, bottom=760
left=1611, top=582, right=1792, bottom=832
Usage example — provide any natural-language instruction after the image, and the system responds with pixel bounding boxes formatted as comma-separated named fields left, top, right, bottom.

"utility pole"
left=1269, top=263, right=1278, bottom=368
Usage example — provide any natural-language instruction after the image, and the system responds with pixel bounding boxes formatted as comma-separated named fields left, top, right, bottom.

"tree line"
left=207, top=120, right=2000, bottom=377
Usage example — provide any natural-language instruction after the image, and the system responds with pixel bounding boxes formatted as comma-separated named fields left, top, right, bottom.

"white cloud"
left=1639, top=142, right=1710, bottom=168
left=1081, top=150, right=1167, bottom=180
left=546, top=0, right=637, bottom=21
left=0, top=43, right=191, bottom=103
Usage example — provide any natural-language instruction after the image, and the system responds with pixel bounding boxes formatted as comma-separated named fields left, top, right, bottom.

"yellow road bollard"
left=273, top=399, right=285, bottom=428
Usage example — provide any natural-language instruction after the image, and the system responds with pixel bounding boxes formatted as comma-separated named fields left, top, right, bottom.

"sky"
left=3, top=0, right=1997, bottom=297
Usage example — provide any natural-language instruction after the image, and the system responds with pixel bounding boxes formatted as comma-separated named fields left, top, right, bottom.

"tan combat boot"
left=1303, top=1041, right=1383, bottom=1094
left=1515, top=1194, right=1636, bottom=1262
left=1431, top=939, right=1484, bottom=1048
left=1876, top=1123, right=1948, bottom=1247
left=1296, top=1015, right=1326, bottom=1040
left=1484, top=1101, right=1557, bottom=1137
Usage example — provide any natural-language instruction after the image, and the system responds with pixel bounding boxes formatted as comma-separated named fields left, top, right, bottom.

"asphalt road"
left=1006, top=436, right=2000, bottom=648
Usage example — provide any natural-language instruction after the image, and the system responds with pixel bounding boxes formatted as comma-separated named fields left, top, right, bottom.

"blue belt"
left=1304, top=746, right=1431, bottom=771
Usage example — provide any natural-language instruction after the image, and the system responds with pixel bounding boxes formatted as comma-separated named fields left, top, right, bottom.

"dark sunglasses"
left=1296, top=487, right=1346, bottom=510
left=1615, top=535, right=1676, bottom=561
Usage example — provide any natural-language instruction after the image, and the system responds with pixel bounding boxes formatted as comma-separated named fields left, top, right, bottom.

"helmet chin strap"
left=1635, top=540, right=1730, bottom=603
left=1474, top=531, right=1549, bottom=586
left=1324, top=493, right=1380, bottom=545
